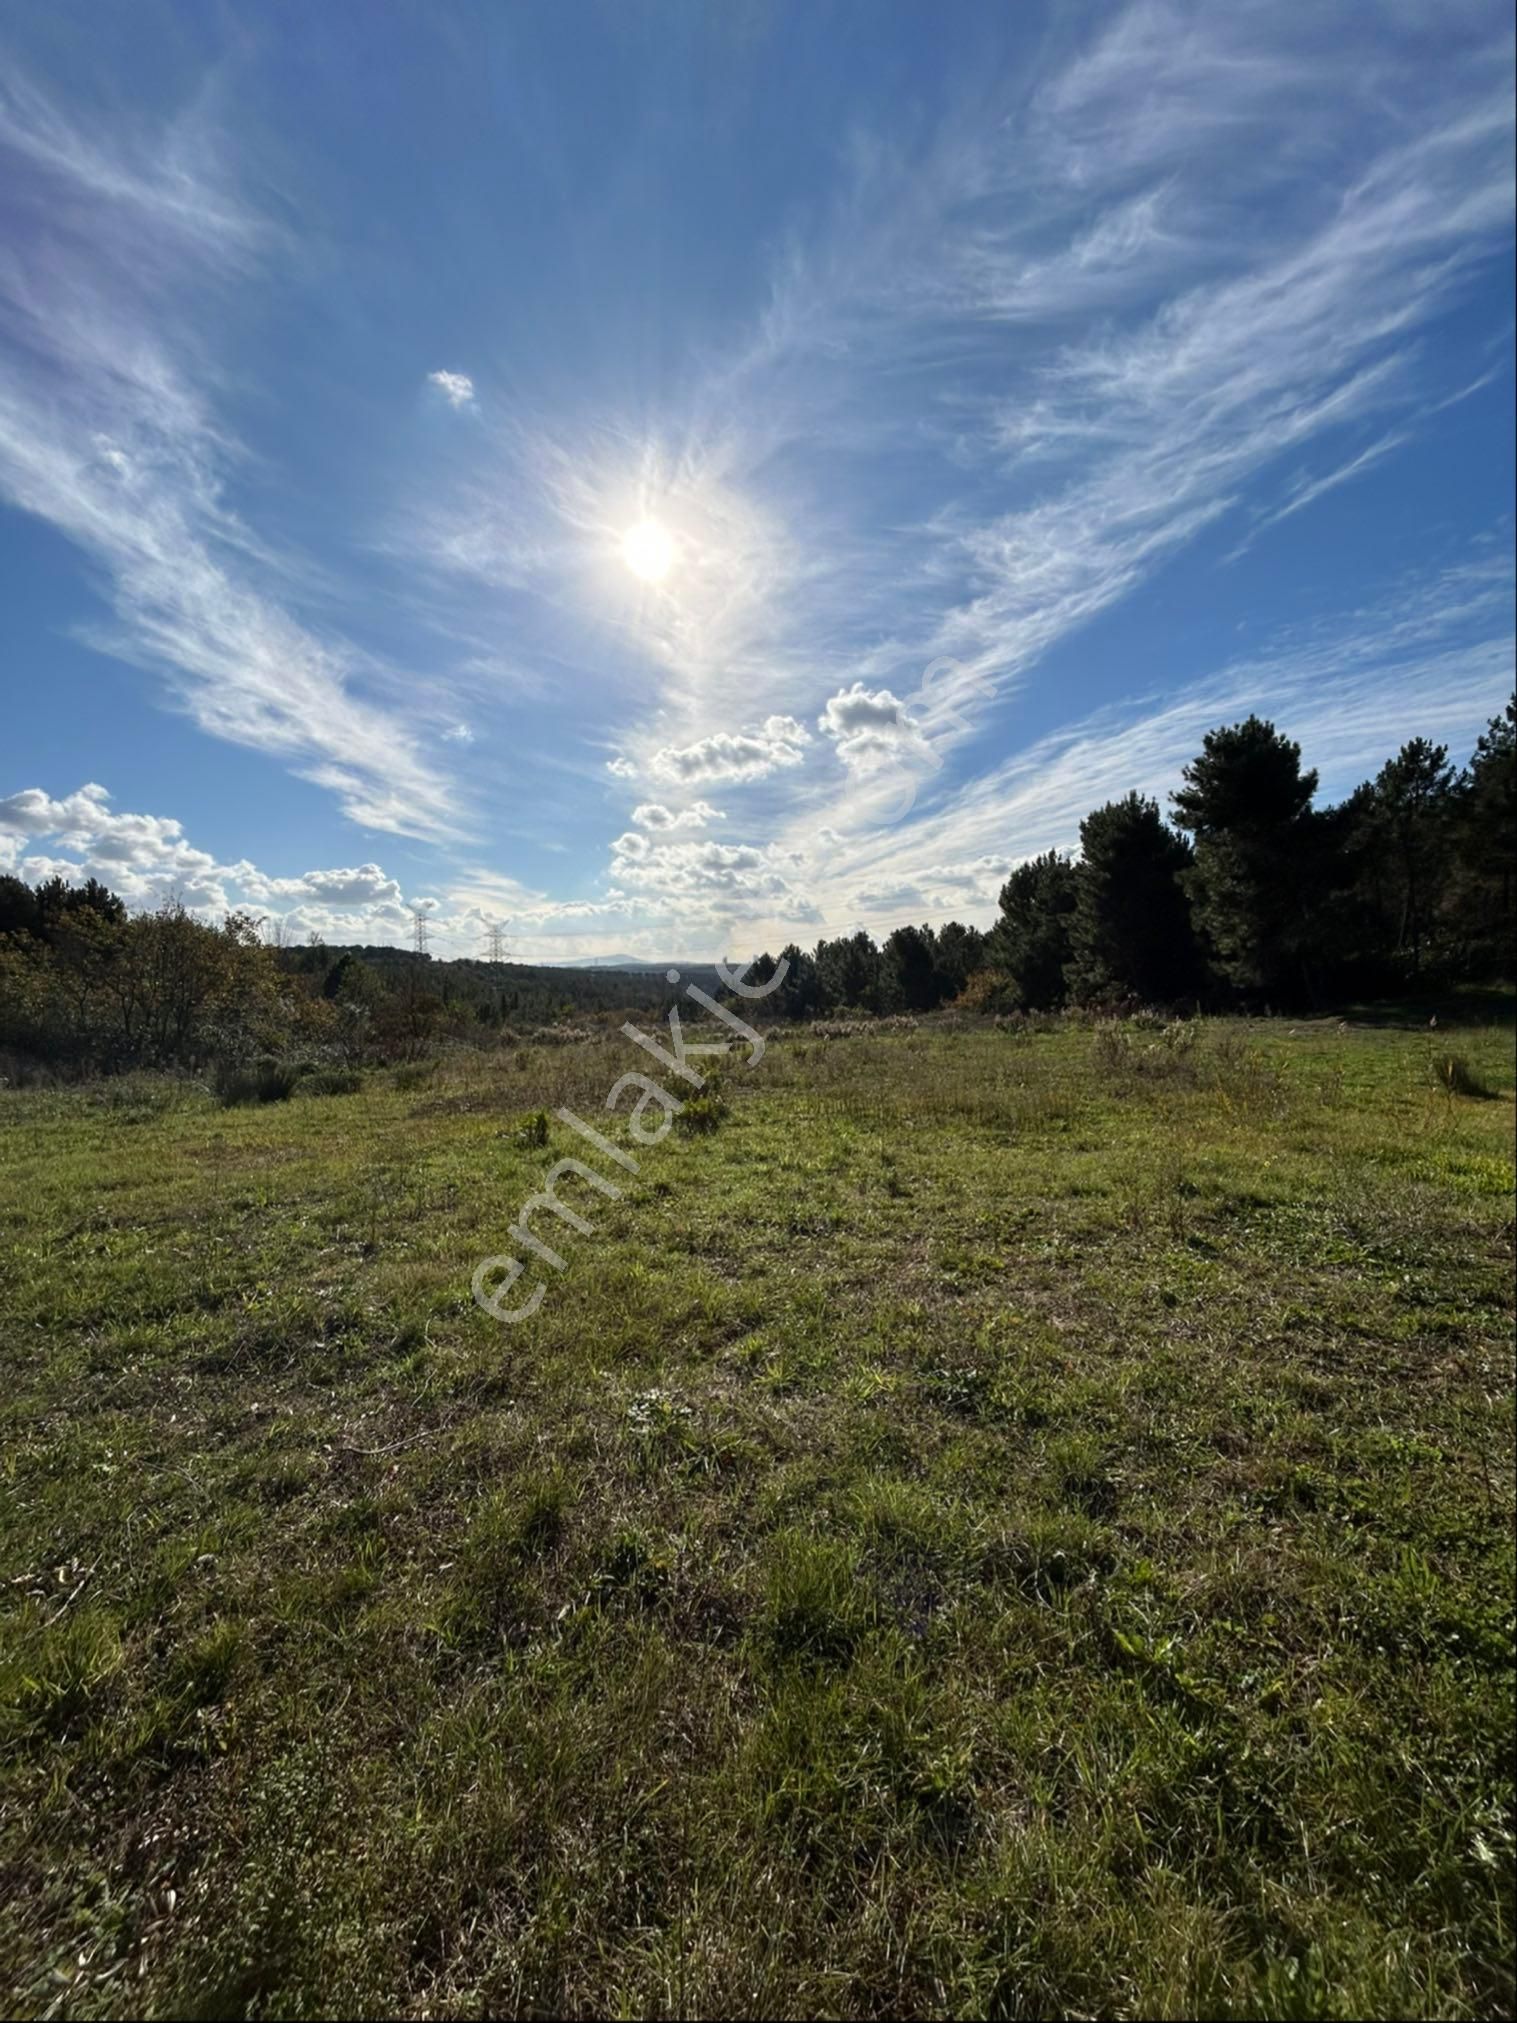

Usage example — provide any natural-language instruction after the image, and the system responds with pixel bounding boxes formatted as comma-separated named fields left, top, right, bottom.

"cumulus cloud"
left=427, top=370, right=475, bottom=409
left=236, top=862, right=406, bottom=907
left=818, top=685, right=910, bottom=738
left=607, top=827, right=811, bottom=915
left=0, top=783, right=577, bottom=954
left=817, top=683, right=929, bottom=770
left=651, top=715, right=811, bottom=785
left=630, top=800, right=725, bottom=831
left=926, top=855, right=1013, bottom=890
left=0, top=782, right=112, bottom=836
left=0, top=785, right=456, bottom=936
left=605, top=755, right=639, bottom=780
left=2, top=783, right=230, bottom=908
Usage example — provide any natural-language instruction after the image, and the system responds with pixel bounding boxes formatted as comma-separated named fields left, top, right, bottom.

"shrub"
left=957, top=966, right=1021, bottom=1014
left=214, top=1055, right=300, bottom=1107
left=0, top=1051, right=62, bottom=1090
left=518, top=1109, right=550, bottom=1147
left=298, top=1067, right=364, bottom=1098
left=1090, top=1022, right=1132, bottom=1076
left=89, top=1072, right=184, bottom=1109
left=1152, top=1016, right=1200, bottom=1060
left=675, top=1087, right=729, bottom=1135
left=993, top=1009, right=1059, bottom=1038
left=1201, top=1028, right=1287, bottom=1114
left=1091, top=1016, right=1202, bottom=1086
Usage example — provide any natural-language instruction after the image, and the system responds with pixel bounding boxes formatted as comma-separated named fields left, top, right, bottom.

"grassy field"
left=1, top=1009, right=1513, bottom=2019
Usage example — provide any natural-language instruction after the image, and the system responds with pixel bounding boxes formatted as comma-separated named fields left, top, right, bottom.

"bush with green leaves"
left=213, top=1055, right=302, bottom=1107
left=297, top=1067, right=365, bottom=1098
left=675, top=1085, right=729, bottom=1135
left=518, top=1108, right=550, bottom=1147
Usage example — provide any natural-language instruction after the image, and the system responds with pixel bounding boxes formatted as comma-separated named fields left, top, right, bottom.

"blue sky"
left=1, top=1, right=1512, bottom=961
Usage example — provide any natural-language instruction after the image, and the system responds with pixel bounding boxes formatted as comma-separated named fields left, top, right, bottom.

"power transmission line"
left=411, top=908, right=430, bottom=956
left=485, top=921, right=507, bottom=963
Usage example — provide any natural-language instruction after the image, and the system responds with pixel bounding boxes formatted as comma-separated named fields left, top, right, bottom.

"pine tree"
left=1451, top=693, right=1516, bottom=971
left=1067, top=794, right=1199, bottom=1005
left=931, top=920, right=986, bottom=1002
left=1368, top=738, right=1459, bottom=974
left=988, top=853, right=1076, bottom=1009
left=773, top=943, right=820, bottom=1019
left=814, top=930, right=882, bottom=1013
left=1171, top=717, right=1320, bottom=999
left=883, top=923, right=940, bottom=1010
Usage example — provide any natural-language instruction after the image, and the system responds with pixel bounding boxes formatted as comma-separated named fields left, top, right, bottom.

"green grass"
left=1, top=1013, right=1513, bottom=2018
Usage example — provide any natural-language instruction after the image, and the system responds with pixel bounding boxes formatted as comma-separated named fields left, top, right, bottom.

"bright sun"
left=621, top=518, right=675, bottom=582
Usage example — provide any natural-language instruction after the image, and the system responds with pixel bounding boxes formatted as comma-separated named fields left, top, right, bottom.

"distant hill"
left=553, top=954, right=699, bottom=972
left=280, top=943, right=725, bottom=1021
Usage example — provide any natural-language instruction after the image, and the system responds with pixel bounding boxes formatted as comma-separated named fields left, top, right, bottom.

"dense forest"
left=1, top=699, right=1511, bottom=1081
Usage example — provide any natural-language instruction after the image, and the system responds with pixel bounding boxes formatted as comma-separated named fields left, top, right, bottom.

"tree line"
left=750, top=698, right=1515, bottom=1016
left=0, top=697, right=1511, bottom=1075
left=0, top=883, right=722, bottom=1076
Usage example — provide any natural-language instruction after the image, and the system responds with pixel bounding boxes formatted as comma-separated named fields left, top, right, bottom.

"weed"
left=758, top=1531, right=873, bottom=1665
left=1428, top=1047, right=1496, bottom=1099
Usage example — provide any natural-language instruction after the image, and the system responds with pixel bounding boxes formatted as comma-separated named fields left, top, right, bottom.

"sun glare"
left=621, top=518, right=675, bottom=582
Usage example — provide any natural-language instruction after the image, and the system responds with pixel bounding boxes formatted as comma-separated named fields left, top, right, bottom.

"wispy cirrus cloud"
left=7, top=551, right=1506, bottom=956
left=0, top=66, right=465, bottom=842
left=917, top=82, right=1513, bottom=706
left=1225, top=433, right=1412, bottom=561
left=390, top=1, right=1510, bottom=951
left=2, top=5, right=1510, bottom=960
left=0, top=65, right=264, bottom=269
left=412, top=0, right=1511, bottom=885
